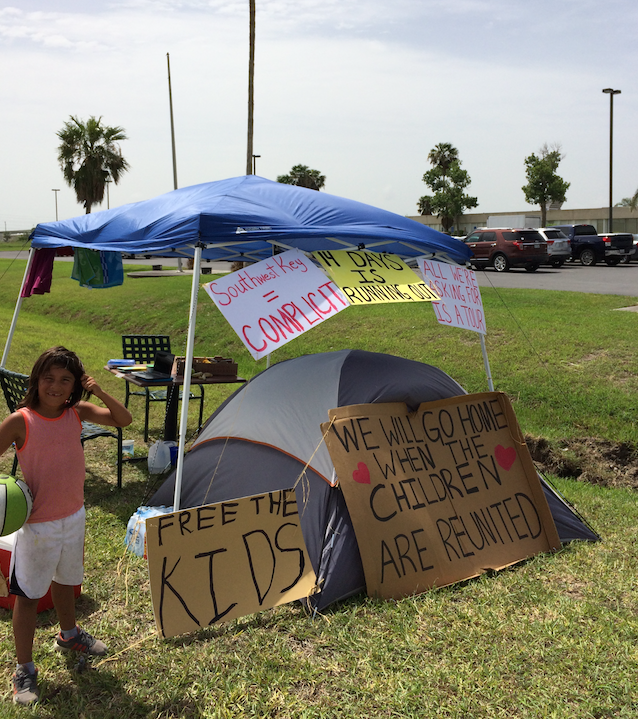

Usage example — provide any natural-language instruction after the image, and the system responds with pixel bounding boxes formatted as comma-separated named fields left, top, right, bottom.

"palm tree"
left=276, top=164, right=326, bottom=191
left=427, top=143, right=459, bottom=174
left=57, top=116, right=130, bottom=213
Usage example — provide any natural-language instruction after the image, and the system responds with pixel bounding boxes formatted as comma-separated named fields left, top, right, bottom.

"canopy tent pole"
left=480, top=334, right=494, bottom=392
left=173, top=244, right=202, bottom=511
left=1, top=248, right=35, bottom=368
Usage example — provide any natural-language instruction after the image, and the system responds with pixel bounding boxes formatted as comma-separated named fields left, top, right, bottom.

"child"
left=0, top=346, right=132, bottom=706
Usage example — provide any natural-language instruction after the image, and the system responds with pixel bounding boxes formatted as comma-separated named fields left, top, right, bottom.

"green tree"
left=522, top=143, right=570, bottom=226
left=417, top=143, right=477, bottom=233
left=276, top=164, right=326, bottom=191
left=57, top=115, right=130, bottom=213
left=616, top=188, right=638, bottom=211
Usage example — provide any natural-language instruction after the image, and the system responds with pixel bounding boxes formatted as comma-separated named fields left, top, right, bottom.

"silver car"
left=537, top=228, right=571, bottom=268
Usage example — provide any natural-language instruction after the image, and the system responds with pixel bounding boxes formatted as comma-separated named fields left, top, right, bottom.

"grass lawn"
left=0, top=259, right=636, bottom=717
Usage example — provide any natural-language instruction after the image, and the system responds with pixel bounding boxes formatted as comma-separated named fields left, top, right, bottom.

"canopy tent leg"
left=480, top=334, right=494, bottom=392
left=1, top=248, right=35, bottom=368
left=173, top=245, right=202, bottom=511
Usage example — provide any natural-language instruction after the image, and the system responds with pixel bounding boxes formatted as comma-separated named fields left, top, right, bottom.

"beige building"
left=409, top=207, right=638, bottom=236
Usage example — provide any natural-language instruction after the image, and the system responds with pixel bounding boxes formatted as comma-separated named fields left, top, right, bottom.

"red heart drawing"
left=352, top=462, right=371, bottom=484
left=495, top=445, right=517, bottom=471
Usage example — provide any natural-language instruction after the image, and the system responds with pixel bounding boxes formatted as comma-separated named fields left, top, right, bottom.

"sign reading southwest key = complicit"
left=202, top=249, right=348, bottom=360
left=418, top=258, right=486, bottom=335
left=313, top=250, right=441, bottom=305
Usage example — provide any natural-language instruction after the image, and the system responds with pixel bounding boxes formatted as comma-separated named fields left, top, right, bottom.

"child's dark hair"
left=18, top=346, right=89, bottom=409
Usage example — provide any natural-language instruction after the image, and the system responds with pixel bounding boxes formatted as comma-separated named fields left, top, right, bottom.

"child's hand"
left=81, top=374, right=101, bottom=395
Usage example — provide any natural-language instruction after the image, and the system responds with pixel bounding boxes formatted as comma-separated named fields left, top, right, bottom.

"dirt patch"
left=525, top=435, right=638, bottom=490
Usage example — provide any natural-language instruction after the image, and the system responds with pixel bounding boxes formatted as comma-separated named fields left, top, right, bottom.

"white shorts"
left=9, top=506, right=85, bottom=600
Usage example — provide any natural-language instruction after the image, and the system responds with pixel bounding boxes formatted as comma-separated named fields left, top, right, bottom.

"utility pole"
left=246, top=0, right=255, bottom=175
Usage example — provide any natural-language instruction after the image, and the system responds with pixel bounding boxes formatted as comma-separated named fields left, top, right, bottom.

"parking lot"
left=473, top=261, right=638, bottom=297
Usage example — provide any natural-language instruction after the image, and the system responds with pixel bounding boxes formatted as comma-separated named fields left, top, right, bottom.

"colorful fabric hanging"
left=21, top=249, right=56, bottom=297
left=71, top=249, right=123, bottom=288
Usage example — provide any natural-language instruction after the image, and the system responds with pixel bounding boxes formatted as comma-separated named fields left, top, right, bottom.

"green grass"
left=0, top=259, right=637, bottom=717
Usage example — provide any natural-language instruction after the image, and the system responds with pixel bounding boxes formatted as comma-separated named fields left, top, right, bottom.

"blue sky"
left=1, top=0, right=636, bottom=230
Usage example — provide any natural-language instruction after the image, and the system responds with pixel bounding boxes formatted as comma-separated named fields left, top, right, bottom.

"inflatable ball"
left=0, top=475, right=33, bottom=536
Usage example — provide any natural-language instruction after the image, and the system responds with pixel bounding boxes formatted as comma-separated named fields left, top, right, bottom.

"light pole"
left=106, top=179, right=111, bottom=209
left=52, top=189, right=60, bottom=221
left=602, top=88, right=621, bottom=232
left=252, top=154, right=260, bottom=175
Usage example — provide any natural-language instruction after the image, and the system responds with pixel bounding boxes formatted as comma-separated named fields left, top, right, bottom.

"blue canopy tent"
left=4, top=175, right=471, bottom=507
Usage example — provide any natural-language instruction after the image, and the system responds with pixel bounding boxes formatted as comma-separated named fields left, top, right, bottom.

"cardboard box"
left=175, top=356, right=238, bottom=378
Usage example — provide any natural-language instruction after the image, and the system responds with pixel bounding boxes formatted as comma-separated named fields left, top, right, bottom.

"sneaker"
left=55, top=626, right=108, bottom=656
left=12, top=666, right=39, bottom=705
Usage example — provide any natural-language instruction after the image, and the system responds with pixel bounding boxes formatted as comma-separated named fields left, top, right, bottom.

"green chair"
left=121, top=335, right=204, bottom=443
left=0, top=366, right=124, bottom=489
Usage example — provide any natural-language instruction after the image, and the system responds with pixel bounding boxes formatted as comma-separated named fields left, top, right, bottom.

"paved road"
left=473, top=261, right=638, bottom=298
left=1, top=252, right=636, bottom=297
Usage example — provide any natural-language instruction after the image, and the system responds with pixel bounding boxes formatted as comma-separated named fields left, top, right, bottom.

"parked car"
left=463, top=228, right=548, bottom=272
left=537, top=228, right=571, bottom=267
left=553, top=224, right=634, bottom=266
left=621, top=235, right=638, bottom=263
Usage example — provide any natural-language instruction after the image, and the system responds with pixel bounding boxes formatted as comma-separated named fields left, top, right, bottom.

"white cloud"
left=0, top=0, right=637, bottom=229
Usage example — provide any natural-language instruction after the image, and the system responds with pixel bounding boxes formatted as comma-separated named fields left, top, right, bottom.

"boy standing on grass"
left=0, top=346, right=132, bottom=706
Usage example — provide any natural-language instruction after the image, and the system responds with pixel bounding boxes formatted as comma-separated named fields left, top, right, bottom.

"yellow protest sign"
left=313, top=250, right=440, bottom=305
left=146, top=490, right=317, bottom=638
left=322, top=392, right=560, bottom=600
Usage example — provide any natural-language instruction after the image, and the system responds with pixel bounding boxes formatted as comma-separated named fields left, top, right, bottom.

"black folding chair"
left=0, top=367, right=124, bottom=489
left=121, top=335, right=204, bottom=442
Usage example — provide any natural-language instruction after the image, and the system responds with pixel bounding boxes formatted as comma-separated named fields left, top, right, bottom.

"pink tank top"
left=17, top=406, right=86, bottom=523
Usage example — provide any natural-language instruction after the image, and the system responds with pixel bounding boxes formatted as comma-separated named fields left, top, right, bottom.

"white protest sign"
left=419, top=259, right=487, bottom=335
left=203, top=249, right=349, bottom=360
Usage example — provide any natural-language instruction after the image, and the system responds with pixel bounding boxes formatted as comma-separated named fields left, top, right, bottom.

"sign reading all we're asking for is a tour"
left=203, top=249, right=348, bottom=360
left=322, top=392, right=560, bottom=601
left=419, top=258, right=486, bottom=335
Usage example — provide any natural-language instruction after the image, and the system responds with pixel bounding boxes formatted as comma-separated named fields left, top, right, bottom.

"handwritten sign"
left=203, top=249, right=348, bottom=360
left=419, top=259, right=486, bottom=335
left=146, top=490, right=317, bottom=638
left=314, top=250, right=440, bottom=305
left=322, top=392, right=560, bottom=600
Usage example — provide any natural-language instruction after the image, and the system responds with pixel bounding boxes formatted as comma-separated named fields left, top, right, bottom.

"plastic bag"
left=125, top=505, right=173, bottom=558
left=147, top=441, right=174, bottom=474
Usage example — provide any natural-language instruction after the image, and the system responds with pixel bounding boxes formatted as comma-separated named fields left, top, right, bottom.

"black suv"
left=464, top=228, right=548, bottom=272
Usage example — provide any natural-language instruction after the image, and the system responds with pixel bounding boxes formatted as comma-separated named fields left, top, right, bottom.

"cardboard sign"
left=314, top=250, right=441, bottom=305
left=203, top=249, right=349, bottom=360
left=419, top=258, right=486, bottom=335
left=322, top=392, right=560, bottom=600
left=146, top=490, right=317, bottom=638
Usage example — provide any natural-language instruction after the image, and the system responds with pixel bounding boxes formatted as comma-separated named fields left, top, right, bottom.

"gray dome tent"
left=150, top=350, right=598, bottom=610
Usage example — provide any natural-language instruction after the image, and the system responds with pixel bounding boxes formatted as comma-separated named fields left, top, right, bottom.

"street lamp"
left=52, top=189, right=60, bottom=221
left=602, top=88, right=621, bottom=232
left=252, top=154, right=261, bottom=175
left=105, top=178, right=111, bottom=209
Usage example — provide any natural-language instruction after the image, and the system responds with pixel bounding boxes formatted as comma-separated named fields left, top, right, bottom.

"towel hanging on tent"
left=71, top=248, right=123, bottom=289
left=21, top=248, right=56, bottom=297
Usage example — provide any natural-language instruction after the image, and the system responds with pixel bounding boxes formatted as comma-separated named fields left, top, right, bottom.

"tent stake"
left=1, top=248, right=35, bottom=368
left=173, top=245, right=202, bottom=510
left=480, top=334, right=494, bottom=391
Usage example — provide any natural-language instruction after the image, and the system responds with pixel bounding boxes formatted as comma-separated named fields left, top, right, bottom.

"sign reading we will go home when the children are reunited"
left=203, top=249, right=348, bottom=360
left=322, top=392, right=560, bottom=601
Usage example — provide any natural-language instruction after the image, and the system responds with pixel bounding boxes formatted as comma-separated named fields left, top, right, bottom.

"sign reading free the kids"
left=146, top=489, right=317, bottom=638
left=203, top=249, right=348, bottom=360
left=322, top=392, right=560, bottom=601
